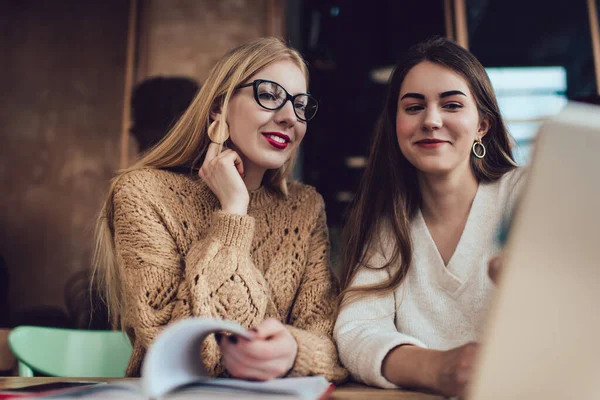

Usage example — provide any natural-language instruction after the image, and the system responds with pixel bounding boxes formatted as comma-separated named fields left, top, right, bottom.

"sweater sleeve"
left=333, top=241, right=427, bottom=388
left=113, top=177, right=270, bottom=377
left=285, top=196, right=348, bottom=383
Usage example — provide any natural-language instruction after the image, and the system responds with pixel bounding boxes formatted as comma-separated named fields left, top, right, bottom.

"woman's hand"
left=218, top=319, right=298, bottom=380
left=434, top=342, right=479, bottom=398
left=488, top=253, right=504, bottom=284
left=199, top=143, right=249, bottom=215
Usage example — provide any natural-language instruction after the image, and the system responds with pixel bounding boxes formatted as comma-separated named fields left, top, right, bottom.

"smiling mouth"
left=263, top=134, right=288, bottom=144
left=262, top=132, right=290, bottom=142
left=415, top=139, right=448, bottom=144
left=262, top=132, right=291, bottom=150
left=415, top=139, right=449, bottom=149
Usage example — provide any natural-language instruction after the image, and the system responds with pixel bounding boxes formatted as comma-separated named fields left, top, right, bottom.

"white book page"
left=142, top=318, right=252, bottom=398
left=43, top=318, right=331, bottom=400
left=191, top=377, right=331, bottom=400
left=38, top=381, right=141, bottom=399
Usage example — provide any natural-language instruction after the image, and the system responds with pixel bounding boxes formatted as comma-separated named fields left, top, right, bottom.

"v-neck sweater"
left=334, top=168, right=526, bottom=388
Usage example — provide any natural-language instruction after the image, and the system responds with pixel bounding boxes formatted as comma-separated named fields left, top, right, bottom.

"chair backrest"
left=8, top=326, right=132, bottom=377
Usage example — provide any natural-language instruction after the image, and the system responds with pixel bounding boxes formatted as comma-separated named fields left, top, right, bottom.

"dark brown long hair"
left=339, top=37, right=517, bottom=307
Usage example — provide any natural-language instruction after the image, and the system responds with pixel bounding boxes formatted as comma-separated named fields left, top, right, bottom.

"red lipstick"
left=262, top=132, right=290, bottom=150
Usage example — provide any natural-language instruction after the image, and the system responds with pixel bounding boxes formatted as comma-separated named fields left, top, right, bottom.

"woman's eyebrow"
left=400, top=92, right=425, bottom=100
left=439, top=90, right=466, bottom=98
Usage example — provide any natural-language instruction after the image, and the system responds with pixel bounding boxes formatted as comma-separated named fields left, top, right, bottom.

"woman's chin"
left=414, top=163, right=455, bottom=176
left=249, top=155, right=290, bottom=171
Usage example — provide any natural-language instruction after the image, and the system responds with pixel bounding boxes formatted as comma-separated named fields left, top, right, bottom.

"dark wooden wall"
left=0, top=0, right=274, bottom=325
left=0, top=1, right=129, bottom=320
left=136, top=0, right=269, bottom=82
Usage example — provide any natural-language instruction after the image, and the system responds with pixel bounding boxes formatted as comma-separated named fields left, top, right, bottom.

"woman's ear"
left=478, top=117, right=491, bottom=138
left=209, top=108, right=221, bottom=122
left=209, top=99, right=224, bottom=122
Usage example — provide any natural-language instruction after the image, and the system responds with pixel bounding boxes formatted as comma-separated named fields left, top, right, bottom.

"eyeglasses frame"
left=236, top=79, right=318, bottom=122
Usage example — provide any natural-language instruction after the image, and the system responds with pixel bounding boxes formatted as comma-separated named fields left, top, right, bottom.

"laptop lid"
left=468, top=102, right=600, bottom=400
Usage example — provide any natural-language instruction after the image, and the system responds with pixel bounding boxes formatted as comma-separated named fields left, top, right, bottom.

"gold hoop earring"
left=207, top=118, right=230, bottom=144
left=472, top=140, right=486, bottom=159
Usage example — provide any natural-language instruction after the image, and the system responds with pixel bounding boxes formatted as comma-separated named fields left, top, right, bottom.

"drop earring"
left=472, top=138, right=486, bottom=159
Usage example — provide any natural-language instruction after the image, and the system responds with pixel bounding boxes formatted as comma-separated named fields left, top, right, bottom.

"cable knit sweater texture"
left=111, top=168, right=348, bottom=382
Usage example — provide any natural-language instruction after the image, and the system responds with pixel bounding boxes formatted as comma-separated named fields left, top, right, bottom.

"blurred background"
left=0, top=0, right=598, bottom=342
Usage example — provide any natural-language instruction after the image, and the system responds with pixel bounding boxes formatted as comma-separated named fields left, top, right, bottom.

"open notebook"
left=25, top=319, right=334, bottom=399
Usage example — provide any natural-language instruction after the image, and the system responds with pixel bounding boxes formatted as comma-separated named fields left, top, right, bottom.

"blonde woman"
left=94, top=37, right=347, bottom=382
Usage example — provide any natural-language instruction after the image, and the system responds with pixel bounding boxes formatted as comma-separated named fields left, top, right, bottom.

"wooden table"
left=0, top=377, right=444, bottom=399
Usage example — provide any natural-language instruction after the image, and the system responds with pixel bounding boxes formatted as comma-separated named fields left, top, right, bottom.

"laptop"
left=468, top=102, right=600, bottom=399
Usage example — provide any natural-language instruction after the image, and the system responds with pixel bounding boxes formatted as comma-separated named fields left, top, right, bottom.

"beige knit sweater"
left=111, top=168, right=348, bottom=383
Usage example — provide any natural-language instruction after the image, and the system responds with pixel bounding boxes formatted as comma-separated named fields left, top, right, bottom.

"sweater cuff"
left=285, top=325, right=348, bottom=383
left=358, top=332, right=427, bottom=389
left=211, top=211, right=255, bottom=250
left=286, top=325, right=314, bottom=377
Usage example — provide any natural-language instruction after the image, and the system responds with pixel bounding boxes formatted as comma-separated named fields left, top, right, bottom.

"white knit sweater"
left=334, top=168, right=526, bottom=388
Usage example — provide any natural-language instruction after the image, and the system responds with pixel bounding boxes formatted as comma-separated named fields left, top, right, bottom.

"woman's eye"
left=443, top=103, right=463, bottom=110
left=258, top=92, right=277, bottom=101
left=406, top=105, right=424, bottom=112
left=295, top=103, right=307, bottom=111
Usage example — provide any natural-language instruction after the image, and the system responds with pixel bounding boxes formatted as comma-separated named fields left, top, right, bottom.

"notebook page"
left=142, top=318, right=252, bottom=398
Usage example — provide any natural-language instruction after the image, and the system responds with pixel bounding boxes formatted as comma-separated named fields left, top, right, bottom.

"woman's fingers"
left=437, top=342, right=479, bottom=397
left=216, top=149, right=244, bottom=177
left=223, top=357, right=279, bottom=381
left=237, top=319, right=295, bottom=360
left=488, top=254, right=504, bottom=284
left=250, top=318, right=287, bottom=340
left=232, top=335, right=291, bottom=361
left=217, top=320, right=298, bottom=380
left=199, top=143, right=222, bottom=180
left=223, top=348, right=285, bottom=379
left=204, top=142, right=221, bottom=163
left=456, top=342, right=478, bottom=385
left=198, top=145, right=249, bottom=214
left=220, top=336, right=289, bottom=380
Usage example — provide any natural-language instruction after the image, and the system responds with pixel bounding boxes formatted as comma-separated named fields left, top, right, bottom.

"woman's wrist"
left=218, top=192, right=249, bottom=216
left=382, top=345, right=442, bottom=390
left=222, top=204, right=248, bottom=215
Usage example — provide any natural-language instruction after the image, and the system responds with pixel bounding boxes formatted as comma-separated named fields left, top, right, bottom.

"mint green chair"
left=8, top=326, right=133, bottom=377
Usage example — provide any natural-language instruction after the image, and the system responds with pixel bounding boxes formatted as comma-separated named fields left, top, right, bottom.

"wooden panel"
left=454, top=0, right=468, bottom=49
left=0, top=1, right=128, bottom=318
left=588, top=0, right=600, bottom=95
left=136, top=0, right=268, bottom=82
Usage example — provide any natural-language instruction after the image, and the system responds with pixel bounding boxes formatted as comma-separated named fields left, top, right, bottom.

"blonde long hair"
left=93, top=37, right=309, bottom=326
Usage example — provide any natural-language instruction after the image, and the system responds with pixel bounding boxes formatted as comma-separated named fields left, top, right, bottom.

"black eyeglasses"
left=236, top=79, right=319, bottom=122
